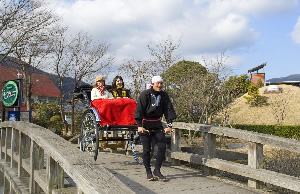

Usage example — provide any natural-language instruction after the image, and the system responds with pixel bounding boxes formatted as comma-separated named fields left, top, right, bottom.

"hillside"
left=221, top=85, right=300, bottom=125
left=267, top=74, right=300, bottom=82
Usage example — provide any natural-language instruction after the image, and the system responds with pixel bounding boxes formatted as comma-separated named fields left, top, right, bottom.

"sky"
left=49, top=0, right=300, bottom=82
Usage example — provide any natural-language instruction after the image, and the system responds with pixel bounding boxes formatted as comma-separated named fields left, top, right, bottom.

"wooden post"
left=30, top=140, right=41, bottom=193
left=4, top=175, right=9, bottom=194
left=18, top=131, right=23, bottom=177
left=203, top=132, right=216, bottom=176
left=170, top=128, right=181, bottom=166
left=125, top=140, right=133, bottom=156
left=9, top=183, right=13, bottom=194
left=35, top=145, right=44, bottom=170
left=99, top=130, right=104, bottom=151
left=248, top=142, right=263, bottom=189
left=29, top=140, right=37, bottom=193
left=0, top=170, right=4, bottom=188
left=110, top=131, right=118, bottom=153
left=5, top=127, right=8, bottom=162
left=23, top=135, right=31, bottom=159
left=47, top=156, right=64, bottom=193
left=11, top=128, right=15, bottom=168
left=32, top=142, right=44, bottom=193
left=6, top=127, right=11, bottom=148
left=0, top=128, right=4, bottom=160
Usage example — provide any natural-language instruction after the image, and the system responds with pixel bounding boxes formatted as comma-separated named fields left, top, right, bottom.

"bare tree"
left=0, top=0, right=30, bottom=60
left=147, top=35, right=181, bottom=79
left=9, top=24, right=57, bottom=111
left=161, top=60, right=208, bottom=122
left=166, top=51, right=238, bottom=145
left=48, top=26, right=71, bottom=132
left=268, top=88, right=292, bottom=125
left=0, top=0, right=58, bottom=112
left=200, top=50, right=233, bottom=125
left=67, top=32, right=113, bottom=134
left=119, top=59, right=152, bottom=101
left=167, top=50, right=238, bottom=125
left=121, top=35, right=181, bottom=99
left=0, top=0, right=57, bottom=62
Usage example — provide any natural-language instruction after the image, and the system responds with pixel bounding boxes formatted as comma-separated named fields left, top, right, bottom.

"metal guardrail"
left=0, top=121, right=134, bottom=194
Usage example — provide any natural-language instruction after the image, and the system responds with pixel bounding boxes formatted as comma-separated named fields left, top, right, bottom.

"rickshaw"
left=75, top=85, right=141, bottom=162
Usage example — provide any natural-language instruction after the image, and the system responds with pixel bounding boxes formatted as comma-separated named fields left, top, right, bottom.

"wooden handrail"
left=168, top=122, right=300, bottom=192
left=1, top=120, right=299, bottom=192
left=0, top=121, right=134, bottom=194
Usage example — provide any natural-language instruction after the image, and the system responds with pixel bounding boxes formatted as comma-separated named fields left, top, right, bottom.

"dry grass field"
left=224, top=84, right=300, bottom=125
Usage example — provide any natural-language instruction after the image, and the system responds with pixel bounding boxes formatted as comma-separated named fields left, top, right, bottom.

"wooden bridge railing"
left=1, top=120, right=299, bottom=193
left=168, top=122, right=300, bottom=192
left=0, top=121, right=134, bottom=194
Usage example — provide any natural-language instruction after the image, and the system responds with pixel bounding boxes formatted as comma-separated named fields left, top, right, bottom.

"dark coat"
left=134, top=88, right=176, bottom=129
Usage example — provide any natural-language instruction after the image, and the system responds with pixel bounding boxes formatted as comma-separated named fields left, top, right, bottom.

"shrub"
left=50, top=115, right=64, bottom=132
left=32, top=101, right=63, bottom=129
left=256, top=78, right=264, bottom=88
left=232, top=124, right=300, bottom=140
left=243, top=84, right=267, bottom=106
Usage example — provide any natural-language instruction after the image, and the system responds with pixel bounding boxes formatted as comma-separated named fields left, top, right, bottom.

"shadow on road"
left=107, top=168, right=156, bottom=194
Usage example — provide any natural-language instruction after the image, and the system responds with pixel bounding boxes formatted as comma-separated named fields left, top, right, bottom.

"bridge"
left=0, top=121, right=299, bottom=193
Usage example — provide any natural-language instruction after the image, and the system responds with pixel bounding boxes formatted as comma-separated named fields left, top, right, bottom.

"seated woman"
left=91, top=75, right=135, bottom=126
left=111, top=76, right=130, bottom=99
left=91, top=75, right=113, bottom=100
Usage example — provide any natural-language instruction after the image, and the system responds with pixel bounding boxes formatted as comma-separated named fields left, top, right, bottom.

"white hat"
left=152, top=76, right=163, bottom=83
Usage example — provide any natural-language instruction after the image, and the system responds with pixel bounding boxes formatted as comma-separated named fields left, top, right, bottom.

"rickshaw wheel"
left=80, top=110, right=99, bottom=160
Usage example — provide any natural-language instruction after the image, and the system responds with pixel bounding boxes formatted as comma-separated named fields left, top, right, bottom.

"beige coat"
left=91, top=88, right=114, bottom=100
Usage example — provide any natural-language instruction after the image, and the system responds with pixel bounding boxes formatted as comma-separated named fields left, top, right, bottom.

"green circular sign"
left=2, top=81, right=19, bottom=107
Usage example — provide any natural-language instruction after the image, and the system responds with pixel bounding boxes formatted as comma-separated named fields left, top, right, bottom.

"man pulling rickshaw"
left=79, top=75, right=176, bottom=182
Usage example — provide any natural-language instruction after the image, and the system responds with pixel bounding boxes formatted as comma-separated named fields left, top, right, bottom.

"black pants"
left=140, top=126, right=166, bottom=172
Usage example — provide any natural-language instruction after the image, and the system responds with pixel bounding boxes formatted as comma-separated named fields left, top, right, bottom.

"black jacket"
left=134, top=88, right=177, bottom=129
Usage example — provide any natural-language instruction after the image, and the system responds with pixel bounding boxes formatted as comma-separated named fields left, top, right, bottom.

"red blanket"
left=90, top=98, right=137, bottom=126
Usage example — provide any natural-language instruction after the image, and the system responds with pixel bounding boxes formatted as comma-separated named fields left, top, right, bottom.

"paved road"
left=94, top=151, right=264, bottom=194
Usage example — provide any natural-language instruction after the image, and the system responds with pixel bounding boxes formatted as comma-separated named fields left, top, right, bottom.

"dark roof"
left=0, top=66, right=60, bottom=97
left=248, top=62, right=267, bottom=73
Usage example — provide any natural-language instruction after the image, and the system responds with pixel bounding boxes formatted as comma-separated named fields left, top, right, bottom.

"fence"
left=1, top=120, right=299, bottom=193
left=0, top=121, right=134, bottom=194
left=168, top=122, right=300, bottom=192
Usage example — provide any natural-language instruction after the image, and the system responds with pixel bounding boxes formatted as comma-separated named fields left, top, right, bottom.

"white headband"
left=152, top=76, right=163, bottom=83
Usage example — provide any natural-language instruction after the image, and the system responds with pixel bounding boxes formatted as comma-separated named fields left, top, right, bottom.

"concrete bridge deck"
left=94, top=151, right=264, bottom=194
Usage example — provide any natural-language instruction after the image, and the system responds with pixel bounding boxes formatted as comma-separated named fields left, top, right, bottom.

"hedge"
left=231, top=124, right=300, bottom=140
